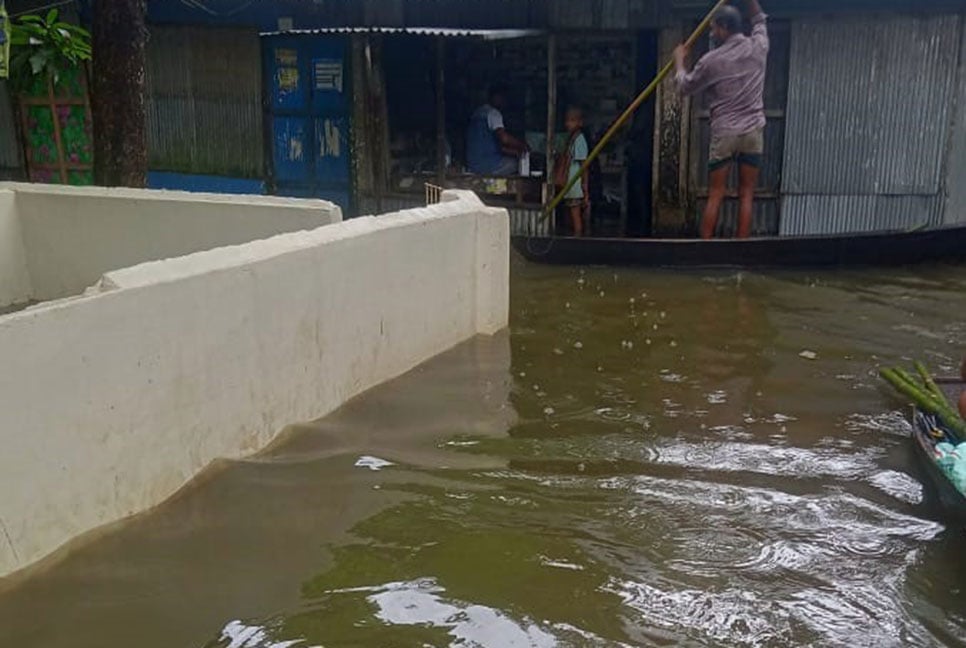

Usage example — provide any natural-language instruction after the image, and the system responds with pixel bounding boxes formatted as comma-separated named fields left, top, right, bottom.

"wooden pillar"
left=545, top=33, right=557, bottom=234
left=365, top=36, right=390, bottom=211
left=652, top=25, right=690, bottom=236
left=435, top=36, right=446, bottom=187
left=350, top=35, right=374, bottom=211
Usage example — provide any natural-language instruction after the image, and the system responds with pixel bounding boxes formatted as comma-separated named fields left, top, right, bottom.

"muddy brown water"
left=1, top=256, right=965, bottom=647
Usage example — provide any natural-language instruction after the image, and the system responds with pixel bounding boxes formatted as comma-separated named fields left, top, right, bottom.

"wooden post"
left=47, top=77, right=68, bottom=183
left=652, top=25, right=688, bottom=235
left=545, top=33, right=557, bottom=234
left=349, top=35, right=374, bottom=211
left=435, top=36, right=446, bottom=187
left=91, top=0, right=148, bottom=187
left=365, top=36, right=390, bottom=212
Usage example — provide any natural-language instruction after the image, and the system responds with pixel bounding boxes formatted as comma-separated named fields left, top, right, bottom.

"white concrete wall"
left=3, top=183, right=341, bottom=301
left=0, top=190, right=508, bottom=578
left=0, top=190, right=32, bottom=309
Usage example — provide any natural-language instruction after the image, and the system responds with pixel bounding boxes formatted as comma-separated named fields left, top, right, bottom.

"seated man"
left=466, top=84, right=527, bottom=176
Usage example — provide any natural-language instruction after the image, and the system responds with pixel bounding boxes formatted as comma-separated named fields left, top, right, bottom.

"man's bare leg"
left=702, top=164, right=730, bottom=240
left=737, top=163, right=760, bottom=239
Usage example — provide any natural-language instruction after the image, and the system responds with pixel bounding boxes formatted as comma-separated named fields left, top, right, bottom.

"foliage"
left=9, top=9, right=91, bottom=91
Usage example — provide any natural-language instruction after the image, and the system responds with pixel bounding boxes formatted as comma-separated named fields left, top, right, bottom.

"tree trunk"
left=91, top=0, right=147, bottom=187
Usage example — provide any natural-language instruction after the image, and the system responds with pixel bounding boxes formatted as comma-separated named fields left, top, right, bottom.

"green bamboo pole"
left=915, top=361, right=949, bottom=406
left=541, top=0, right=730, bottom=221
left=895, top=367, right=952, bottom=414
left=881, top=368, right=966, bottom=438
left=893, top=367, right=959, bottom=418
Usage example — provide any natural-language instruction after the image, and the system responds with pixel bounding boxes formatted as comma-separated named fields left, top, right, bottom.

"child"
left=561, top=106, right=590, bottom=237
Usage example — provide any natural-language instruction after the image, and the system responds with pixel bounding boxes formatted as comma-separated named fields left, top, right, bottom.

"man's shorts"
left=709, top=128, right=764, bottom=171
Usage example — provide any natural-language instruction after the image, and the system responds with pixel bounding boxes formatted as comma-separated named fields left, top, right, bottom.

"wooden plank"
left=44, top=77, right=69, bottom=183
left=349, top=35, right=374, bottom=206
left=435, top=37, right=446, bottom=187
left=620, top=35, right=638, bottom=238
left=18, top=97, right=88, bottom=106
left=29, top=162, right=93, bottom=170
left=545, top=33, right=557, bottom=232
left=18, top=95, right=35, bottom=173
left=367, top=36, right=391, bottom=210
left=652, top=25, right=688, bottom=235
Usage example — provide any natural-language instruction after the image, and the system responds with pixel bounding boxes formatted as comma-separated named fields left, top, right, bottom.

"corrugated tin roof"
left=260, top=26, right=544, bottom=39
left=671, top=0, right=966, bottom=16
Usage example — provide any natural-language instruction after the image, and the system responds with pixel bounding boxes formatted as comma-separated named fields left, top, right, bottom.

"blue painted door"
left=263, top=35, right=351, bottom=212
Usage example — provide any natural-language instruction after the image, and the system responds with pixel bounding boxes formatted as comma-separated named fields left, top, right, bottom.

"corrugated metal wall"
left=944, top=19, right=966, bottom=226
left=0, top=81, right=23, bottom=179
left=671, top=0, right=966, bottom=17
left=146, top=0, right=962, bottom=31
left=146, top=0, right=667, bottom=30
left=782, top=195, right=944, bottom=236
left=780, top=15, right=961, bottom=235
left=146, top=26, right=264, bottom=178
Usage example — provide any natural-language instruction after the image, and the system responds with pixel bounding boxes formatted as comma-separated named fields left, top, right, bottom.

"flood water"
left=2, top=256, right=966, bottom=647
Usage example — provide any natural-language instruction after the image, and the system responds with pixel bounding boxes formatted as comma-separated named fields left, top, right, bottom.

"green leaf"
left=29, top=53, right=47, bottom=74
left=9, top=11, right=92, bottom=88
left=13, top=23, right=45, bottom=39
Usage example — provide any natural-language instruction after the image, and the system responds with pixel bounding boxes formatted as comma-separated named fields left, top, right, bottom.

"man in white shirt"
left=466, top=85, right=528, bottom=176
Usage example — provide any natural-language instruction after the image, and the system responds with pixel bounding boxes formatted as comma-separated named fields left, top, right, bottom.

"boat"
left=512, top=223, right=966, bottom=268
left=911, top=379, right=966, bottom=520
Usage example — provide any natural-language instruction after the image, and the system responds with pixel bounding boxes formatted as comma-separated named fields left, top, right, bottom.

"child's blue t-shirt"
left=565, top=133, right=589, bottom=200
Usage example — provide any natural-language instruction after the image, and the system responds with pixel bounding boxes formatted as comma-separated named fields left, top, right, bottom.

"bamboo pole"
left=915, top=361, right=948, bottom=405
left=542, top=0, right=729, bottom=221
left=893, top=367, right=956, bottom=416
left=881, top=368, right=966, bottom=439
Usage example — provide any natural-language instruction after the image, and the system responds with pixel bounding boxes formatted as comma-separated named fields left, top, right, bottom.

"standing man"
left=466, top=84, right=528, bottom=176
left=674, top=0, right=768, bottom=239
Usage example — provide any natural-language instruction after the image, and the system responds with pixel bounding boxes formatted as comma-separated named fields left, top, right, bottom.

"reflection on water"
left=2, top=258, right=966, bottom=647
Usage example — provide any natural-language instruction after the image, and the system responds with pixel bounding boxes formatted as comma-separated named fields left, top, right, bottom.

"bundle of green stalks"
left=880, top=362, right=966, bottom=441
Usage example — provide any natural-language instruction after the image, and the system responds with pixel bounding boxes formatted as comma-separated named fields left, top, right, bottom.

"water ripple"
left=595, top=474, right=946, bottom=646
left=604, top=577, right=792, bottom=646
left=648, top=439, right=882, bottom=480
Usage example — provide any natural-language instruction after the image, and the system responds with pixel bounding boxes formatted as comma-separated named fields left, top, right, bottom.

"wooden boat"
left=512, top=223, right=966, bottom=268
left=911, top=379, right=966, bottom=520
